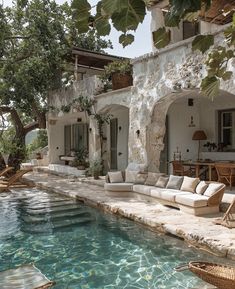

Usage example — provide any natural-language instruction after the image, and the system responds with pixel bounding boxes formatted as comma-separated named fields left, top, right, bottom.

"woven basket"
left=111, top=72, right=133, bottom=90
left=188, top=261, right=235, bottom=289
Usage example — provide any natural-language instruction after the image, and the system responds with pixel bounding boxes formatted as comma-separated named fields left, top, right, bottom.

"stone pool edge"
left=24, top=174, right=235, bottom=262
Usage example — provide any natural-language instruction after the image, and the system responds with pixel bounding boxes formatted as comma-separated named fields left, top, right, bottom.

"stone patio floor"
left=23, top=171, right=235, bottom=263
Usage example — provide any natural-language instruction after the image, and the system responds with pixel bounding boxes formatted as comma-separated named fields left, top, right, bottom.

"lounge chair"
left=214, top=199, right=235, bottom=228
left=0, top=169, right=33, bottom=192
left=0, top=166, right=14, bottom=178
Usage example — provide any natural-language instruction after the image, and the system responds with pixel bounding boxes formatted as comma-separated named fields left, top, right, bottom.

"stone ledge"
left=24, top=172, right=235, bottom=263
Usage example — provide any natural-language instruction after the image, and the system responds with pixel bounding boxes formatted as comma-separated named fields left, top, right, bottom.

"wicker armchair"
left=214, top=163, right=235, bottom=190
left=171, top=161, right=195, bottom=177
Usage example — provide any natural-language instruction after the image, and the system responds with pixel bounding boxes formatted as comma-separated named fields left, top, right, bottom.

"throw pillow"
left=108, top=171, right=123, bottom=183
left=125, top=170, right=138, bottom=183
left=204, top=183, right=224, bottom=197
left=145, top=172, right=164, bottom=186
left=166, top=175, right=184, bottom=190
left=134, top=172, right=148, bottom=184
left=181, top=176, right=200, bottom=193
left=196, top=181, right=208, bottom=195
left=155, top=176, right=169, bottom=188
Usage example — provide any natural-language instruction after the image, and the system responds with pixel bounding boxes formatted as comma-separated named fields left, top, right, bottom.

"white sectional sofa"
left=105, top=171, right=226, bottom=216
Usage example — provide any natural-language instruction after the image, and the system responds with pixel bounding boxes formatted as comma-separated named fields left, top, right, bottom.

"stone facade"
left=48, top=28, right=235, bottom=173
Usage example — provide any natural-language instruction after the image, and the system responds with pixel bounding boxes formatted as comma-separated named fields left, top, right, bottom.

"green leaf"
left=152, top=27, right=171, bottom=49
left=164, top=12, right=180, bottom=27
left=192, top=35, right=214, bottom=53
left=119, top=34, right=134, bottom=47
left=102, top=0, right=128, bottom=15
left=224, top=26, right=235, bottom=46
left=96, top=18, right=111, bottom=36
left=201, top=76, right=220, bottom=100
left=221, top=71, right=233, bottom=81
left=183, top=11, right=200, bottom=22
left=72, top=0, right=91, bottom=33
left=111, top=0, right=146, bottom=32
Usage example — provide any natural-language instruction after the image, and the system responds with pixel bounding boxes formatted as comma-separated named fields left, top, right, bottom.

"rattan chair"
left=214, top=163, right=235, bottom=190
left=171, top=161, right=195, bottom=177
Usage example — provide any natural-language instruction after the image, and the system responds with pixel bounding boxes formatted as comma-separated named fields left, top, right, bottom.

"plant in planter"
left=88, top=158, right=102, bottom=179
left=72, top=148, right=89, bottom=170
left=101, top=59, right=133, bottom=90
left=203, top=142, right=217, bottom=152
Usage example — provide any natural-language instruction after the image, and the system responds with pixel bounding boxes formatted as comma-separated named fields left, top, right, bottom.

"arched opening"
left=98, top=104, right=129, bottom=172
left=148, top=89, right=235, bottom=174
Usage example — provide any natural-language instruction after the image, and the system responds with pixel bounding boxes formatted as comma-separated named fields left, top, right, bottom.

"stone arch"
left=147, top=89, right=235, bottom=172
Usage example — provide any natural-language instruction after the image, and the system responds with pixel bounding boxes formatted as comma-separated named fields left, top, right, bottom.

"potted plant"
left=203, top=142, right=217, bottom=152
left=101, top=59, right=133, bottom=90
left=89, top=158, right=102, bottom=179
left=72, top=148, right=89, bottom=170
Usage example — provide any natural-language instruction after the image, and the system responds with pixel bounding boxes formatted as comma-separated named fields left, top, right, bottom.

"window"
left=218, top=110, right=235, bottom=150
left=64, top=123, right=88, bottom=155
left=183, top=21, right=199, bottom=40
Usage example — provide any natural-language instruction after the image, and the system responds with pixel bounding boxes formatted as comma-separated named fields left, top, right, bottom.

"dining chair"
left=214, top=163, right=235, bottom=190
left=171, top=161, right=195, bottom=177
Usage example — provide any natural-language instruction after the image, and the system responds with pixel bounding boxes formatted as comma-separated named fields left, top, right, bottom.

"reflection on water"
left=0, top=188, right=227, bottom=289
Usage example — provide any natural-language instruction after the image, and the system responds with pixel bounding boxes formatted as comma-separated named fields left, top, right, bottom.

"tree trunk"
left=0, top=153, right=6, bottom=170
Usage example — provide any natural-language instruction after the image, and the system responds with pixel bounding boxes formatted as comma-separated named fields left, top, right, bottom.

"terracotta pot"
left=111, top=72, right=133, bottom=90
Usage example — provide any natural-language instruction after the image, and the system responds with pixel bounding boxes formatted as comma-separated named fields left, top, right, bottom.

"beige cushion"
left=125, top=170, right=138, bottom=183
left=104, top=182, right=133, bottom=192
left=151, top=189, right=189, bottom=202
left=134, top=173, right=148, bottom=184
left=175, top=194, right=208, bottom=208
left=166, top=175, right=183, bottom=190
left=108, top=171, right=123, bottom=183
left=145, top=172, right=163, bottom=186
left=196, top=181, right=208, bottom=195
left=181, top=176, right=200, bottom=193
left=133, top=185, right=155, bottom=196
left=155, top=176, right=169, bottom=188
left=204, top=183, right=224, bottom=197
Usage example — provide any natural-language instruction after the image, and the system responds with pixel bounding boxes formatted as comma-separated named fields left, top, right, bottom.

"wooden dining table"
left=182, top=161, right=215, bottom=181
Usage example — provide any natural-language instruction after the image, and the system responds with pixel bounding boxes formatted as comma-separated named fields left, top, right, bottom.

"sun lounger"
left=0, top=169, right=33, bottom=192
left=0, top=166, right=14, bottom=178
left=214, top=199, right=235, bottom=228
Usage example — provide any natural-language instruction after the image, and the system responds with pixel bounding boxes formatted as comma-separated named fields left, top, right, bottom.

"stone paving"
left=23, top=171, right=235, bottom=264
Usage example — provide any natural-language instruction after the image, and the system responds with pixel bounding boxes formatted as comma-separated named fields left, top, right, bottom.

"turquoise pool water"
left=0, top=188, right=223, bottom=289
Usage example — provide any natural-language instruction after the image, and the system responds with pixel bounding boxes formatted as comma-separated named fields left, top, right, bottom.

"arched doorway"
left=98, top=104, right=129, bottom=172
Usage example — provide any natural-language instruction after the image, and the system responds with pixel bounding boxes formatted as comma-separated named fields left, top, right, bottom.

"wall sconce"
left=136, top=129, right=140, bottom=138
left=89, top=127, right=92, bottom=133
left=188, top=116, right=195, bottom=127
left=118, top=126, right=122, bottom=132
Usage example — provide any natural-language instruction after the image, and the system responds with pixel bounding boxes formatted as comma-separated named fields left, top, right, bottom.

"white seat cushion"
left=104, top=182, right=133, bottom=192
left=151, top=189, right=190, bottom=202
left=133, top=185, right=155, bottom=196
left=175, top=194, right=209, bottom=208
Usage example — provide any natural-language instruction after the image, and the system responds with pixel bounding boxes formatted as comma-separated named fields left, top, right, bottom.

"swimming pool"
left=0, top=188, right=224, bottom=288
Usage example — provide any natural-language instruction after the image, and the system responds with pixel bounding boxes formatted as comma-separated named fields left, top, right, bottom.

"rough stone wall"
left=129, top=31, right=235, bottom=171
left=48, top=76, right=102, bottom=117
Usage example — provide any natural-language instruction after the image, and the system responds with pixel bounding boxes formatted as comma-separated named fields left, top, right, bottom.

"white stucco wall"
left=48, top=112, right=88, bottom=164
left=168, top=98, right=200, bottom=162
left=167, top=92, right=235, bottom=173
